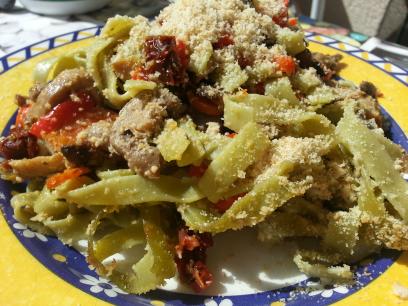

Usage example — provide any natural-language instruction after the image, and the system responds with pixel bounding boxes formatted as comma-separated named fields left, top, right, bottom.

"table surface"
left=0, top=0, right=168, bottom=57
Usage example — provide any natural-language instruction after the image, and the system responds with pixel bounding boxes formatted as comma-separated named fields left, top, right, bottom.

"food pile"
left=1, top=0, right=407, bottom=294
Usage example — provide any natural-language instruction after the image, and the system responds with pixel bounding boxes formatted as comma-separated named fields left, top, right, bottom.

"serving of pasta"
left=1, top=0, right=407, bottom=296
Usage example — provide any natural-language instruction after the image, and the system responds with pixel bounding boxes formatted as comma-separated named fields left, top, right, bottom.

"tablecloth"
left=0, top=0, right=168, bottom=57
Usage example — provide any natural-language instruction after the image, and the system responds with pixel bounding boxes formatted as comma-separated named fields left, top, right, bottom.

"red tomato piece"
left=130, top=66, right=149, bottom=81
left=288, top=18, right=298, bottom=26
left=15, top=105, right=30, bottom=128
left=175, top=39, right=189, bottom=68
left=214, top=193, right=247, bottom=214
left=46, top=167, right=90, bottom=189
left=29, top=92, right=96, bottom=138
left=275, top=55, right=296, bottom=75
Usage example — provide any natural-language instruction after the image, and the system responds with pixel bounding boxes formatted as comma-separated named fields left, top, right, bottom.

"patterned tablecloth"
left=0, top=0, right=168, bottom=57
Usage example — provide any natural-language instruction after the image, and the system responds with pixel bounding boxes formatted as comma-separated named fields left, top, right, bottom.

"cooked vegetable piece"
left=307, top=85, right=337, bottom=107
left=87, top=37, right=116, bottom=90
left=11, top=191, right=51, bottom=234
left=177, top=119, right=206, bottom=166
left=87, top=206, right=176, bottom=294
left=276, top=28, right=306, bottom=55
left=292, top=68, right=322, bottom=93
left=257, top=212, right=325, bottom=244
left=157, top=119, right=190, bottom=162
left=223, top=93, right=283, bottom=131
left=179, top=162, right=312, bottom=233
left=124, top=79, right=157, bottom=95
left=66, top=175, right=204, bottom=205
left=293, top=251, right=353, bottom=283
left=357, top=169, right=386, bottom=217
left=175, top=227, right=214, bottom=292
left=224, top=93, right=334, bottom=136
left=11, top=185, right=96, bottom=245
left=94, top=222, right=145, bottom=261
left=97, top=169, right=134, bottom=180
left=198, top=122, right=270, bottom=202
left=46, top=167, right=90, bottom=189
left=323, top=207, right=361, bottom=255
left=337, top=104, right=408, bottom=223
left=101, top=16, right=137, bottom=39
left=33, top=50, right=87, bottom=84
left=265, top=77, right=299, bottom=104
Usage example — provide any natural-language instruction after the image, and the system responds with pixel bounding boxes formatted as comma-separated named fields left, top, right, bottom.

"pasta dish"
left=1, top=0, right=407, bottom=294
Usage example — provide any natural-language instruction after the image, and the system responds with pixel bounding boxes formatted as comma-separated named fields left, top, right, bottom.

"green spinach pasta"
left=1, top=0, right=408, bottom=295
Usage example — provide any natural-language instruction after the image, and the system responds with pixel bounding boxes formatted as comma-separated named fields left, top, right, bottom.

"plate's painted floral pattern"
left=79, top=274, right=129, bottom=298
left=0, top=28, right=408, bottom=306
left=306, top=281, right=349, bottom=298
left=12, top=222, right=48, bottom=242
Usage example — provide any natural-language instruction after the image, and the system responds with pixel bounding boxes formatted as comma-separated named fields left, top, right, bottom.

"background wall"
left=295, top=0, right=407, bottom=41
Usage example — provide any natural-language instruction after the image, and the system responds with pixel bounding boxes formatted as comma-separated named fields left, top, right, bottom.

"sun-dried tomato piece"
left=175, top=227, right=214, bottom=292
left=187, top=163, right=209, bottom=178
left=189, top=260, right=214, bottom=292
left=175, top=227, right=201, bottom=257
left=175, top=227, right=213, bottom=257
left=0, top=128, right=38, bottom=160
left=273, top=10, right=289, bottom=27
left=141, top=35, right=189, bottom=86
left=188, top=92, right=223, bottom=116
left=237, top=53, right=253, bottom=69
left=213, top=33, right=234, bottom=50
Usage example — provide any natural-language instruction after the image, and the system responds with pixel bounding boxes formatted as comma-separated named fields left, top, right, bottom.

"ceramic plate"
left=0, top=27, right=408, bottom=306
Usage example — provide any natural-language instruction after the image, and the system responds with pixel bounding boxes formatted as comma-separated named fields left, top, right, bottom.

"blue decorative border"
left=0, top=26, right=102, bottom=74
left=305, top=32, right=408, bottom=86
left=0, top=28, right=407, bottom=306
